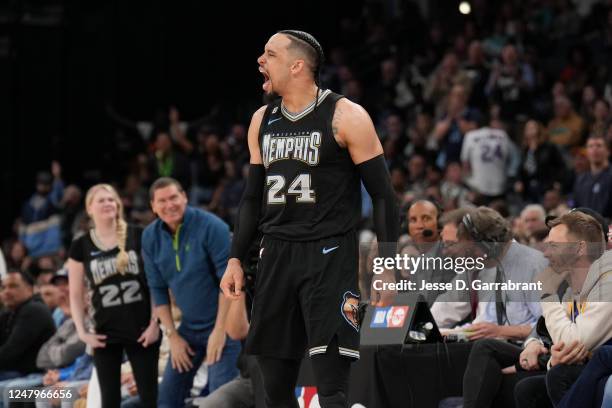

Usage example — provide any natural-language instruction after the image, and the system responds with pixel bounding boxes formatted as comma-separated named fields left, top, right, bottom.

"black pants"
left=555, top=345, right=612, bottom=408
left=545, top=364, right=585, bottom=406
left=93, top=341, right=160, bottom=408
left=256, top=337, right=351, bottom=408
left=463, top=339, right=523, bottom=408
left=514, top=374, right=553, bottom=408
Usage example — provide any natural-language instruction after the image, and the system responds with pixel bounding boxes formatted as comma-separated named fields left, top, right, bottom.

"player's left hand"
left=138, top=318, right=160, bottom=348
left=206, top=326, right=227, bottom=365
left=371, top=271, right=396, bottom=307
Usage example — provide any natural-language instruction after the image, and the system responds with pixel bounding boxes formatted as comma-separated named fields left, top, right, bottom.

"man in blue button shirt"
left=142, top=177, right=240, bottom=407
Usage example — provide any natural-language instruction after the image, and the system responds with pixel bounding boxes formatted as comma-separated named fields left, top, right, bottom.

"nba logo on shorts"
left=387, top=306, right=409, bottom=328
left=295, top=386, right=319, bottom=408
left=370, top=307, right=390, bottom=328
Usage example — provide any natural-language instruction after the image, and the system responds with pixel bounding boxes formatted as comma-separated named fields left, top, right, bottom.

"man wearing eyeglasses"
left=460, top=209, right=610, bottom=408
left=538, top=210, right=612, bottom=406
left=514, top=209, right=610, bottom=408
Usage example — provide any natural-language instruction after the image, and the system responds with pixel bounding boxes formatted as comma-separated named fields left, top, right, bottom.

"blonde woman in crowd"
left=68, top=184, right=159, bottom=407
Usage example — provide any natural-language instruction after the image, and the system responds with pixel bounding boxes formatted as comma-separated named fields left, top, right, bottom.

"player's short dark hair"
left=149, top=177, right=184, bottom=201
left=278, top=30, right=324, bottom=84
left=5, top=269, right=35, bottom=288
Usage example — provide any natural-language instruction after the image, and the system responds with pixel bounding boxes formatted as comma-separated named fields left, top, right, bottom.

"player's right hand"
left=220, top=258, right=244, bottom=300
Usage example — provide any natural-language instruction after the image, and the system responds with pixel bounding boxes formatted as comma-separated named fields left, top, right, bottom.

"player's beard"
left=262, top=90, right=281, bottom=105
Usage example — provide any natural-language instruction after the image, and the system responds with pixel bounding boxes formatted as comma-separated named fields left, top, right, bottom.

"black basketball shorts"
left=245, top=231, right=360, bottom=361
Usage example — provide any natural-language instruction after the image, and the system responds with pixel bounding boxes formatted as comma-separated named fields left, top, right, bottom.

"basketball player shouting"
left=220, top=30, right=399, bottom=408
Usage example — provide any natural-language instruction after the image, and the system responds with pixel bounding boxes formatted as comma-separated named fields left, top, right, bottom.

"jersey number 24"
left=267, top=174, right=315, bottom=204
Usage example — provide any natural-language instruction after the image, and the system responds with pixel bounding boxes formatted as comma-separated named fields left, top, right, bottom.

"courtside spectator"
left=542, top=211, right=611, bottom=405
left=431, top=207, right=545, bottom=332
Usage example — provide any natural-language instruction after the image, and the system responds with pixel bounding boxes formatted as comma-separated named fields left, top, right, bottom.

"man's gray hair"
left=521, top=204, right=546, bottom=221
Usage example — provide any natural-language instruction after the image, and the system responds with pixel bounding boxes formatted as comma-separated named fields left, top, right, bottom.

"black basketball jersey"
left=258, top=90, right=361, bottom=241
left=69, top=225, right=151, bottom=343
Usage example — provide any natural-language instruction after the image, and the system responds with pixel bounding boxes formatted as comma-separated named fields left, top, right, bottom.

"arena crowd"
left=2, top=1, right=612, bottom=407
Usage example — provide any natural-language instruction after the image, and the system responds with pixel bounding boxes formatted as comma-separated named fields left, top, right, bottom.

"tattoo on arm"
left=332, top=106, right=343, bottom=143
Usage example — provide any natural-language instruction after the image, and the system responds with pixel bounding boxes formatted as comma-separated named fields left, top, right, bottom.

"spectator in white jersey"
left=461, top=120, right=517, bottom=204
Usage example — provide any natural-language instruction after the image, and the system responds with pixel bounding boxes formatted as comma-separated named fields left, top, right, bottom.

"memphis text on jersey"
left=261, top=131, right=322, bottom=168
left=90, top=250, right=140, bottom=285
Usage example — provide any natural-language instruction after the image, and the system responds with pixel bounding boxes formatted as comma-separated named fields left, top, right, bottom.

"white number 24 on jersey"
left=267, top=174, right=315, bottom=204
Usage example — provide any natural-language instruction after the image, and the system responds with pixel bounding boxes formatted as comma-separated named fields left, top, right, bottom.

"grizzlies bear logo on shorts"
left=341, top=291, right=360, bottom=332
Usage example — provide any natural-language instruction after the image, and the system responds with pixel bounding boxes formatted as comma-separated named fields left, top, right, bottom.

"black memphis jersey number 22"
left=258, top=90, right=361, bottom=241
left=69, top=225, right=151, bottom=343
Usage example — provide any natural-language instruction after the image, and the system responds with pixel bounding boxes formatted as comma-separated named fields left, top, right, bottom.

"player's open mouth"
left=260, top=69, right=271, bottom=92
